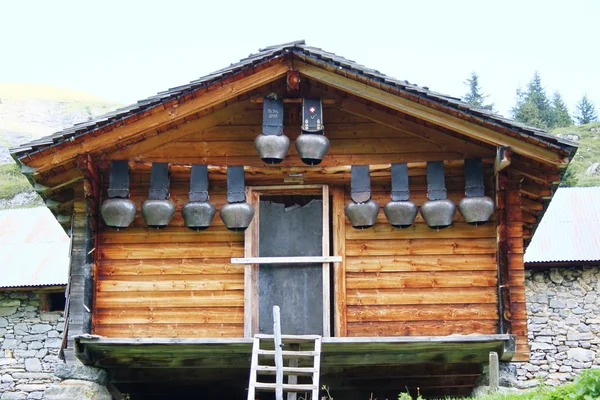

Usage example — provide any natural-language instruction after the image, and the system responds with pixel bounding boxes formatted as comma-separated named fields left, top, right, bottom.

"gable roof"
left=525, top=187, right=600, bottom=265
left=10, top=40, right=577, bottom=159
left=0, top=207, right=69, bottom=288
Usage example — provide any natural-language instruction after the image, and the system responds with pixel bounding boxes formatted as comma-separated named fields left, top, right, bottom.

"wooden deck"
left=77, top=334, right=515, bottom=399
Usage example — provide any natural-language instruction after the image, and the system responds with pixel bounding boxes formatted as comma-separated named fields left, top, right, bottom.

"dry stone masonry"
left=514, top=266, right=600, bottom=388
left=0, top=291, right=63, bottom=400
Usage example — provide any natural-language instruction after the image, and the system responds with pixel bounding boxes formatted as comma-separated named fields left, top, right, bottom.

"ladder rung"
left=257, top=350, right=318, bottom=358
left=254, top=382, right=317, bottom=392
left=254, top=365, right=317, bottom=376
left=255, top=334, right=322, bottom=343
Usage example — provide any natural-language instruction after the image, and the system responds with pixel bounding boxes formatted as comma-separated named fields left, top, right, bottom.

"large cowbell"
left=182, top=164, right=216, bottom=231
left=254, top=96, right=290, bottom=164
left=100, top=160, right=137, bottom=230
left=345, top=165, right=380, bottom=229
left=384, top=163, right=418, bottom=228
left=220, top=166, right=254, bottom=232
left=458, top=158, right=494, bottom=225
left=420, top=161, right=456, bottom=229
left=296, top=98, right=330, bottom=165
left=141, top=163, right=176, bottom=228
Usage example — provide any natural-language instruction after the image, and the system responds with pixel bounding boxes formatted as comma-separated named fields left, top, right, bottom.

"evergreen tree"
left=511, top=71, right=553, bottom=129
left=550, top=92, right=573, bottom=128
left=462, top=72, right=494, bottom=111
left=574, top=94, right=598, bottom=125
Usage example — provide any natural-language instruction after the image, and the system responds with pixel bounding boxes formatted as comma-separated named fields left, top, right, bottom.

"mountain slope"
left=0, top=83, right=120, bottom=208
left=551, top=122, right=600, bottom=187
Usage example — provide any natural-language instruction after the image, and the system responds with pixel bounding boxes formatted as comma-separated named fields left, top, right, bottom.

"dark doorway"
left=258, top=195, right=324, bottom=335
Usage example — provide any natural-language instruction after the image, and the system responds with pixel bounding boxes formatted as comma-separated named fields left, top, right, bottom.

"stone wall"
left=0, top=291, right=64, bottom=400
left=514, top=266, right=600, bottom=388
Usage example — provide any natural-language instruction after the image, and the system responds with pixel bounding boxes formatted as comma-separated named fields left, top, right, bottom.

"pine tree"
left=574, top=94, right=598, bottom=125
left=511, top=71, right=553, bottom=129
left=462, top=72, right=494, bottom=111
left=550, top=92, right=573, bottom=128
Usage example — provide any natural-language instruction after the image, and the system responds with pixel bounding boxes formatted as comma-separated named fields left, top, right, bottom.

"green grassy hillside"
left=551, top=122, right=600, bottom=187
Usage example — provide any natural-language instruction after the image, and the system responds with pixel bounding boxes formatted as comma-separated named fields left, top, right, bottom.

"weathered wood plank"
left=346, top=320, right=498, bottom=336
left=96, top=259, right=243, bottom=276
left=95, top=290, right=244, bottom=308
left=346, top=271, right=497, bottom=289
left=99, top=242, right=244, bottom=260
left=95, top=307, right=244, bottom=325
left=97, top=274, right=244, bottom=292
left=347, top=304, right=499, bottom=322
left=346, top=287, right=498, bottom=305
left=346, top=238, right=496, bottom=256
left=345, top=222, right=495, bottom=240
left=95, top=323, right=244, bottom=338
left=345, top=254, right=497, bottom=273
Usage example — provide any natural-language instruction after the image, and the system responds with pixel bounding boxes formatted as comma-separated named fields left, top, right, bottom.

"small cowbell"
left=384, top=163, right=418, bottom=228
left=141, top=163, right=176, bottom=229
left=254, top=96, right=290, bottom=164
left=420, top=161, right=456, bottom=229
left=220, top=166, right=255, bottom=232
left=458, top=158, right=494, bottom=225
left=296, top=98, right=330, bottom=165
left=345, top=165, right=380, bottom=229
left=182, top=164, right=216, bottom=231
left=100, top=160, right=137, bottom=230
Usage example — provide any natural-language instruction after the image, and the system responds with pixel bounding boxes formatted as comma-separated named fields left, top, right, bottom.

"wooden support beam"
left=22, top=61, right=290, bottom=172
left=495, top=169, right=512, bottom=335
left=295, top=61, right=568, bottom=165
left=332, top=186, right=347, bottom=337
left=250, top=97, right=336, bottom=104
left=334, top=99, right=493, bottom=158
left=494, top=146, right=511, bottom=175
left=231, top=256, right=341, bottom=264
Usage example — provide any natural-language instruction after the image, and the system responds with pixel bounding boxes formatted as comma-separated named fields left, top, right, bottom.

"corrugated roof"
left=10, top=40, right=577, bottom=157
left=525, top=187, right=600, bottom=264
left=0, top=207, right=69, bottom=288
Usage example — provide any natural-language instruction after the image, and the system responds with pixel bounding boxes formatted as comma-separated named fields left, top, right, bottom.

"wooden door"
left=258, top=196, right=324, bottom=335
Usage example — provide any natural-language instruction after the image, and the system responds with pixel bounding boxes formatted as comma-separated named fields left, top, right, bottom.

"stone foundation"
left=0, top=291, right=64, bottom=400
left=513, top=266, right=600, bottom=388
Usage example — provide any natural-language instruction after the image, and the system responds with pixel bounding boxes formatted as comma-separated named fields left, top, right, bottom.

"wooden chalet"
left=11, top=41, right=577, bottom=399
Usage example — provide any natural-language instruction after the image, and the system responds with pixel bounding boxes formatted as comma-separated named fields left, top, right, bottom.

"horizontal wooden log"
left=346, top=320, right=497, bottom=336
left=98, top=226, right=243, bottom=244
left=95, top=290, right=244, bottom=308
left=346, top=238, right=496, bottom=256
left=94, top=323, right=243, bottom=338
left=346, top=222, right=495, bottom=240
left=346, top=271, right=497, bottom=289
left=96, top=259, right=243, bottom=276
left=97, top=274, right=244, bottom=292
left=346, top=287, right=498, bottom=305
left=95, top=307, right=244, bottom=325
left=345, top=254, right=497, bottom=273
left=99, top=242, right=244, bottom=260
left=347, top=304, right=499, bottom=322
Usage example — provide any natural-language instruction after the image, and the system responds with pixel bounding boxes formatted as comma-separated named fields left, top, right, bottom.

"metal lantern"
left=254, top=96, right=290, bottom=164
left=296, top=98, right=330, bottom=165
left=182, top=164, right=216, bottom=231
left=420, top=161, right=456, bottom=229
left=345, top=165, right=380, bottom=229
left=100, top=160, right=137, bottom=230
left=141, top=163, right=176, bottom=228
left=220, top=166, right=254, bottom=232
left=458, top=158, right=494, bottom=225
left=384, top=163, right=418, bottom=228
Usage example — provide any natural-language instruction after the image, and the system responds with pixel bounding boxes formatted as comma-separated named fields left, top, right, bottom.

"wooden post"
left=496, top=168, right=512, bottom=334
left=489, top=351, right=500, bottom=390
left=273, top=306, right=284, bottom=400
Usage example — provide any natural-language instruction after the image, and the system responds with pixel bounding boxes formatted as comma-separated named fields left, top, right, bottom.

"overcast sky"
left=1, top=0, right=598, bottom=118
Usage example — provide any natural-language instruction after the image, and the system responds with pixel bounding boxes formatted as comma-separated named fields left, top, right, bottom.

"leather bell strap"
left=107, top=160, right=130, bottom=199
left=464, top=158, right=485, bottom=198
left=350, top=165, right=372, bottom=203
left=189, top=164, right=209, bottom=202
left=148, top=162, right=170, bottom=200
left=391, top=163, right=410, bottom=201
left=227, top=166, right=246, bottom=203
left=301, top=98, right=324, bottom=134
left=426, top=161, right=447, bottom=201
left=262, top=97, right=284, bottom=136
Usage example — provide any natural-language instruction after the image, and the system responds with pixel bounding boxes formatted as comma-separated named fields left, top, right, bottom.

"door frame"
left=243, top=184, right=331, bottom=338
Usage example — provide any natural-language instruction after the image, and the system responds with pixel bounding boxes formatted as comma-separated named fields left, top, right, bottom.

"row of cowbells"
left=100, top=162, right=255, bottom=232
left=255, top=97, right=330, bottom=165
left=345, top=160, right=494, bottom=230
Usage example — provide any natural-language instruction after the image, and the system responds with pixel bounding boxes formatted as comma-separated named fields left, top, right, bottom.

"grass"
left=551, top=121, right=600, bottom=187
left=0, top=162, right=34, bottom=200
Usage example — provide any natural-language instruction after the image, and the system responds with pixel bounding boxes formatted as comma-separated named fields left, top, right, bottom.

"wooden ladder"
left=247, top=308, right=322, bottom=400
